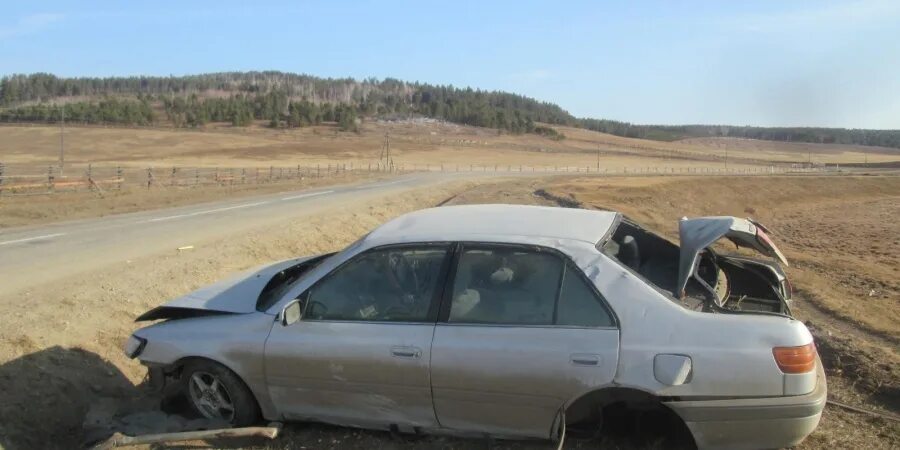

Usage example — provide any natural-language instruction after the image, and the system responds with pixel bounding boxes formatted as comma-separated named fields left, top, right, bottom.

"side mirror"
left=281, top=299, right=303, bottom=326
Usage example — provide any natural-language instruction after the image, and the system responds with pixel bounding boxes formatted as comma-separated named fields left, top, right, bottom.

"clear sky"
left=1, top=1, right=898, bottom=128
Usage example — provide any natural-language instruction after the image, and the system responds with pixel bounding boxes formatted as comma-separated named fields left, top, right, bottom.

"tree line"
left=0, top=97, right=154, bottom=125
left=1, top=72, right=898, bottom=148
left=577, top=119, right=900, bottom=149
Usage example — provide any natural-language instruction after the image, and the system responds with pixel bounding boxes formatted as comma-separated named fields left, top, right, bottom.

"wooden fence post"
left=269, top=166, right=274, bottom=181
left=195, top=168, right=200, bottom=186
left=317, top=164, right=320, bottom=178
left=147, top=167, right=153, bottom=189
left=0, top=162, right=5, bottom=196
left=117, top=166, right=123, bottom=190
left=48, top=165, right=55, bottom=192
left=171, top=167, right=177, bottom=187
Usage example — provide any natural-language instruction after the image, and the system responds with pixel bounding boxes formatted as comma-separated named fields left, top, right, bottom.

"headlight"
left=124, top=335, right=147, bottom=359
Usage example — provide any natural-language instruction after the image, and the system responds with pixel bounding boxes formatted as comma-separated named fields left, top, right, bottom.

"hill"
left=1, top=72, right=899, bottom=149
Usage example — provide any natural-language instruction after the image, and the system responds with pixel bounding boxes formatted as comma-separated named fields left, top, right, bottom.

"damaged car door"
left=430, top=244, right=619, bottom=437
left=263, top=244, right=452, bottom=429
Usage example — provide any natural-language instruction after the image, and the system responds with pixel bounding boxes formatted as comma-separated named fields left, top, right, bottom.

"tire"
left=181, top=359, right=260, bottom=426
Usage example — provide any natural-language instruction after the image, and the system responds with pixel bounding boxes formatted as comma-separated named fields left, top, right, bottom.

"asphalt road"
left=0, top=172, right=491, bottom=298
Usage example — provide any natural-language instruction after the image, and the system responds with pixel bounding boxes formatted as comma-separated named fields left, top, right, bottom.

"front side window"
left=303, top=245, right=449, bottom=322
left=448, top=245, right=614, bottom=327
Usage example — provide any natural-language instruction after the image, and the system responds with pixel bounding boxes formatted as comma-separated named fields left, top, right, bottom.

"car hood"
left=136, top=256, right=317, bottom=321
left=676, top=216, right=788, bottom=297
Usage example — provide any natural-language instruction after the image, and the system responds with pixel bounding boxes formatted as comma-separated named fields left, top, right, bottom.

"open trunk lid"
left=676, top=216, right=788, bottom=297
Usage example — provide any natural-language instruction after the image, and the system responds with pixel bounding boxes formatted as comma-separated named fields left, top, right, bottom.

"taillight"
left=773, top=343, right=816, bottom=373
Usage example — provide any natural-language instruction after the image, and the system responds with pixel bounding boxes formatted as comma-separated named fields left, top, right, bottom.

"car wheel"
left=182, top=360, right=259, bottom=426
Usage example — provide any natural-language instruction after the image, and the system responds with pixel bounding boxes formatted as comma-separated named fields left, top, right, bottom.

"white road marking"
left=0, top=233, right=67, bottom=246
left=363, top=178, right=417, bottom=189
left=140, top=201, right=273, bottom=223
left=281, top=190, right=334, bottom=201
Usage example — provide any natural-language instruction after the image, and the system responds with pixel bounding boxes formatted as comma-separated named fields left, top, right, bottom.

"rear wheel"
left=182, top=360, right=259, bottom=426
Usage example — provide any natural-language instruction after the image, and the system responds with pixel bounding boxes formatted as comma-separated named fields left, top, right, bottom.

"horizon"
left=2, top=1, right=899, bottom=129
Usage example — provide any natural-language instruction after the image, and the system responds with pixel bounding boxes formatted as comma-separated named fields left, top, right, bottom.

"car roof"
left=364, top=204, right=620, bottom=245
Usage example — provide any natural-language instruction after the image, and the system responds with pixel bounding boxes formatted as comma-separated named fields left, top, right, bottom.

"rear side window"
left=448, top=245, right=614, bottom=327
left=557, top=264, right=615, bottom=327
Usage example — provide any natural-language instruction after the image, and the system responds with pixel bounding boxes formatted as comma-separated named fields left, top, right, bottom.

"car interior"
left=304, top=247, right=448, bottom=322
left=449, top=247, right=563, bottom=325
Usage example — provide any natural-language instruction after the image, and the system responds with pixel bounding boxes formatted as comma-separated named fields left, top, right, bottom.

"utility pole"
left=379, top=132, right=393, bottom=171
left=59, top=104, right=65, bottom=176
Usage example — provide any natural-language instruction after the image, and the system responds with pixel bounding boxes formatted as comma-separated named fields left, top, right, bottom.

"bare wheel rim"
left=187, top=371, right=235, bottom=422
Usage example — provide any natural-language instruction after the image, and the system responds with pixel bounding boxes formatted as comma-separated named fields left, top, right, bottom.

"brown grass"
left=2, top=121, right=895, bottom=173
left=0, top=171, right=386, bottom=229
left=0, top=167, right=897, bottom=448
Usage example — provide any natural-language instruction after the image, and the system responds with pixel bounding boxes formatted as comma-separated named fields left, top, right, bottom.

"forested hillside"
left=1, top=72, right=898, bottom=148
left=0, top=72, right=569, bottom=134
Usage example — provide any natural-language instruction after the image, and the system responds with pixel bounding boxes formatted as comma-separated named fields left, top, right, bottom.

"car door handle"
left=391, top=346, right=422, bottom=359
left=570, top=353, right=601, bottom=366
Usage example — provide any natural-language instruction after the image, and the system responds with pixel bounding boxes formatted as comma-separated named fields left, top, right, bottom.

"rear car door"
left=264, top=244, right=451, bottom=429
left=430, top=243, right=619, bottom=437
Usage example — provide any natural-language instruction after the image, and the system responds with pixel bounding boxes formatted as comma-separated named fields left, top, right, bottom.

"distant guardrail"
left=0, top=162, right=827, bottom=197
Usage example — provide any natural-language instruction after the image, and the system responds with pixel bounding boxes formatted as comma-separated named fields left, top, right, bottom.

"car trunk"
left=677, top=216, right=791, bottom=316
left=602, top=216, right=792, bottom=317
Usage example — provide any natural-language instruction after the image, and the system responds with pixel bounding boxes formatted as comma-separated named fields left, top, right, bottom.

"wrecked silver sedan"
left=126, top=204, right=825, bottom=449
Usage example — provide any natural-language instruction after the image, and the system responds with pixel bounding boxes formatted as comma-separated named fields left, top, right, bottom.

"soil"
left=0, top=175, right=897, bottom=449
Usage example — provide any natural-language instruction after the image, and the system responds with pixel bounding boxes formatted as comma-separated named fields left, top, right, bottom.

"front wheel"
left=182, top=360, right=260, bottom=426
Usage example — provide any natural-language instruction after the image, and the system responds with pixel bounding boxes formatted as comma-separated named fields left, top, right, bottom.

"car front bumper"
left=664, top=361, right=827, bottom=450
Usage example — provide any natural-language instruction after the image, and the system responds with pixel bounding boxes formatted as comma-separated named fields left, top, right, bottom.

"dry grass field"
left=3, top=120, right=895, bottom=229
left=2, top=121, right=895, bottom=173
left=0, top=171, right=387, bottom=229
left=1, top=121, right=898, bottom=449
left=0, top=173, right=897, bottom=449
